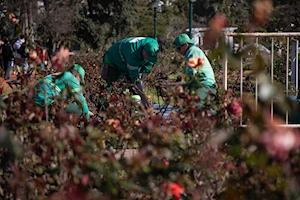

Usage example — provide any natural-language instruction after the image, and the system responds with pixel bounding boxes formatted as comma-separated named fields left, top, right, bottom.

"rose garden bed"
left=0, top=50, right=299, bottom=200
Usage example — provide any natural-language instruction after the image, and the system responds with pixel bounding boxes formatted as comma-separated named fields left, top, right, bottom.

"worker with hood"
left=174, top=33, right=217, bottom=108
left=34, top=63, right=90, bottom=118
left=101, top=37, right=159, bottom=108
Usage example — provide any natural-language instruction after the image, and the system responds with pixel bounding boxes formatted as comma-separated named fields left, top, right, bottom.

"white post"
left=240, top=38, right=244, bottom=126
left=271, top=37, right=274, bottom=122
left=286, top=37, right=290, bottom=124
left=223, top=35, right=228, bottom=90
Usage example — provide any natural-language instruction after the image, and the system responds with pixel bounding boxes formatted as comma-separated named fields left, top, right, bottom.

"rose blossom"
left=260, top=116, right=300, bottom=161
left=227, top=98, right=243, bottom=117
left=162, top=182, right=185, bottom=200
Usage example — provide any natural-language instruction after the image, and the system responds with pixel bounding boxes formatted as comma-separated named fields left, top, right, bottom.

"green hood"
left=73, top=64, right=85, bottom=85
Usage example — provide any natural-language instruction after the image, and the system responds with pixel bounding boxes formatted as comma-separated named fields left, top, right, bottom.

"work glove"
left=89, top=111, right=95, bottom=117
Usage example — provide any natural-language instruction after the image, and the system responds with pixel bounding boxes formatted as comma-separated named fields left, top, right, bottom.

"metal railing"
left=223, top=32, right=300, bottom=127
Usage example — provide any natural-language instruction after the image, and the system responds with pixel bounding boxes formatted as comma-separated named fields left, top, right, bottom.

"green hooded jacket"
left=184, top=45, right=216, bottom=88
left=105, top=37, right=158, bottom=83
left=34, top=71, right=90, bottom=118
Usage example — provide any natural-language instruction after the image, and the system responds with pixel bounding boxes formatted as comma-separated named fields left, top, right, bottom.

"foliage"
left=1, top=0, right=300, bottom=199
left=1, top=0, right=299, bottom=50
left=0, top=48, right=242, bottom=199
left=4, top=39, right=300, bottom=199
left=267, top=1, right=300, bottom=32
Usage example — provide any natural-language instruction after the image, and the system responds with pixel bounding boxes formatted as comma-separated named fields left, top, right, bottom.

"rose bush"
left=0, top=44, right=299, bottom=200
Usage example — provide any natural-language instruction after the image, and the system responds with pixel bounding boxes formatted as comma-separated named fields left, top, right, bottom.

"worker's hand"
left=89, top=111, right=95, bottom=117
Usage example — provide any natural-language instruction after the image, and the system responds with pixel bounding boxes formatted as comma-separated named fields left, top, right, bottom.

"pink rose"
left=261, top=128, right=300, bottom=160
left=227, top=98, right=243, bottom=117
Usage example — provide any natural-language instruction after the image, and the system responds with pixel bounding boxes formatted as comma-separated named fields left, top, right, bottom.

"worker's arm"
left=72, top=90, right=90, bottom=118
left=135, top=81, right=150, bottom=108
left=127, top=63, right=150, bottom=108
left=140, top=61, right=154, bottom=74
left=127, top=64, right=140, bottom=83
left=67, top=76, right=90, bottom=118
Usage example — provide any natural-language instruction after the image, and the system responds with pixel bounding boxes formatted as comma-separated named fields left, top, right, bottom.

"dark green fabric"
left=104, top=37, right=158, bottom=83
left=105, top=64, right=127, bottom=85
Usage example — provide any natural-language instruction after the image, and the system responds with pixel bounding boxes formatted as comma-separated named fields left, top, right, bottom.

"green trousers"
left=195, top=84, right=218, bottom=109
left=64, top=103, right=83, bottom=115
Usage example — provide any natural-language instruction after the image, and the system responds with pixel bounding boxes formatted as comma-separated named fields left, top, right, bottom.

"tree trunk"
left=23, top=0, right=28, bottom=35
left=28, top=0, right=34, bottom=41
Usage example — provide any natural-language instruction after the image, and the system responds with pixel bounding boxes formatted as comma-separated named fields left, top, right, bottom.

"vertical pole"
left=24, top=0, right=28, bottom=35
left=189, top=0, right=193, bottom=38
left=271, top=37, right=274, bottom=122
left=291, top=39, right=299, bottom=91
left=223, top=34, right=228, bottom=90
left=296, top=41, right=299, bottom=95
left=240, top=38, right=244, bottom=126
left=255, top=37, right=258, bottom=111
left=154, top=1, right=158, bottom=40
left=286, top=37, right=290, bottom=124
left=29, top=0, right=34, bottom=41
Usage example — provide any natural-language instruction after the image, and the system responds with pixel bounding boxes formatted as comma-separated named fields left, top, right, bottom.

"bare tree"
left=33, top=0, right=78, bottom=50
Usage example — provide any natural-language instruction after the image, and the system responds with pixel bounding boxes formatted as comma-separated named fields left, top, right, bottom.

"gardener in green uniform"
left=101, top=37, right=159, bottom=108
left=34, top=64, right=90, bottom=118
left=174, top=33, right=217, bottom=108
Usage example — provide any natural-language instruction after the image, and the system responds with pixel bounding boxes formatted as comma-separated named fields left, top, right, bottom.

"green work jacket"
left=34, top=71, right=90, bottom=118
left=184, top=45, right=216, bottom=88
left=105, top=37, right=157, bottom=83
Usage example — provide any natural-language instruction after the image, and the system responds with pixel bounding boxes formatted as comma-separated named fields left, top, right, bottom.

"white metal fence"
left=223, top=32, right=300, bottom=127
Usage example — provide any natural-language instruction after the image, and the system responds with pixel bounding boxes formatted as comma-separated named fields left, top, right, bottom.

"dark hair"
left=19, top=35, right=25, bottom=39
left=70, top=68, right=82, bottom=82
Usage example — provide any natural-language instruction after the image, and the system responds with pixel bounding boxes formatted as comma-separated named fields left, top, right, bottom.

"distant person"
left=174, top=33, right=217, bottom=108
left=13, top=35, right=29, bottom=73
left=101, top=37, right=159, bottom=108
left=35, top=44, right=48, bottom=72
left=33, top=64, right=90, bottom=118
left=1, top=37, right=14, bottom=80
left=46, top=38, right=53, bottom=60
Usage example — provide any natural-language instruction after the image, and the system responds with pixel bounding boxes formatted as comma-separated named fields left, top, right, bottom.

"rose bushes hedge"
left=0, top=49, right=299, bottom=200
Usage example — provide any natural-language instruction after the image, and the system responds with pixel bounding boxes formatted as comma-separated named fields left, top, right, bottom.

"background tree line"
left=0, top=0, right=299, bottom=51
